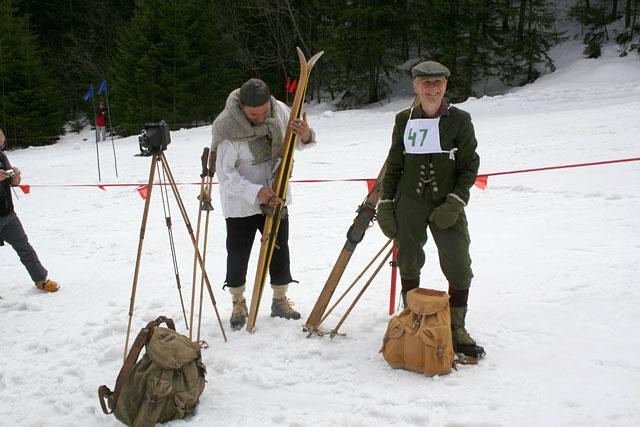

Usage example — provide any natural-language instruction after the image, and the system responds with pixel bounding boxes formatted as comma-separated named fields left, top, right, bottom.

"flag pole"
left=88, top=84, right=101, bottom=181
left=100, top=79, right=119, bottom=177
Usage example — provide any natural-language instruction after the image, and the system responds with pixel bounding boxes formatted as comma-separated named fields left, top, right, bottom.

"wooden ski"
left=303, top=162, right=387, bottom=335
left=303, top=96, right=423, bottom=335
left=246, top=47, right=324, bottom=333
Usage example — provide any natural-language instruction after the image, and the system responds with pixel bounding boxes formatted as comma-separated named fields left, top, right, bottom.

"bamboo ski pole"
left=196, top=151, right=216, bottom=342
left=159, top=153, right=227, bottom=342
left=313, top=239, right=393, bottom=334
left=189, top=147, right=210, bottom=339
left=329, top=245, right=395, bottom=338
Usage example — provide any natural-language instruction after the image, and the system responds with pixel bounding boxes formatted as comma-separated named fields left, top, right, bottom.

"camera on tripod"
left=139, top=121, right=171, bottom=156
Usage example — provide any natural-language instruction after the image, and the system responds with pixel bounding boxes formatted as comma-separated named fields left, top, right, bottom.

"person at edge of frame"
left=0, top=128, right=60, bottom=293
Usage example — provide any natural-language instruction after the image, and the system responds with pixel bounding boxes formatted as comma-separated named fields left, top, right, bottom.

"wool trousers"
left=395, top=194, right=473, bottom=290
left=224, top=211, right=292, bottom=288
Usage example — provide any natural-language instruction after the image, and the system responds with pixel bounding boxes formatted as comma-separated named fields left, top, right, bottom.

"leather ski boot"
left=35, top=278, right=60, bottom=293
left=271, top=285, right=301, bottom=319
left=229, top=285, right=247, bottom=330
left=450, top=305, right=485, bottom=359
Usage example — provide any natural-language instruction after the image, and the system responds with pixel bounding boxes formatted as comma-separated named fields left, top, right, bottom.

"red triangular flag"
left=19, top=184, right=31, bottom=194
left=136, top=185, right=148, bottom=200
left=97, top=185, right=106, bottom=191
left=474, top=175, right=488, bottom=190
left=366, top=179, right=378, bottom=194
left=289, top=79, right=297, bottom=94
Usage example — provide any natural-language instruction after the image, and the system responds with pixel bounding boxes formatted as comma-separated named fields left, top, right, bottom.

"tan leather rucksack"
left=381, top=288, right=454, bottom=376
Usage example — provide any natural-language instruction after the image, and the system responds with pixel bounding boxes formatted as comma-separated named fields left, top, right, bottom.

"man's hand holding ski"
left=257, top=187, right=282, bottom=208
left=290, top=112, right=311, bottom=143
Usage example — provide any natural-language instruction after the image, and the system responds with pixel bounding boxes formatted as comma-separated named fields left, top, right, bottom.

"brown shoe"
left=35, top=279, right=60, bottom=293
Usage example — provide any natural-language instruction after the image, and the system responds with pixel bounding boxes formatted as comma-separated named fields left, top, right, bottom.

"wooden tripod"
left=123, top=150, right=226, bottom=361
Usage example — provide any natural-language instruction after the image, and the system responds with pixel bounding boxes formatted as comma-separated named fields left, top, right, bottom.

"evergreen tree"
left=412, top=0, right=504, bottom=100
left=0, top=0, right=64, bottom=148
left=311, top=0, right=409, bottom=108
left=571, top=0, right=618, bottom=58
left=15, top=0, right=136, bottom=120
left=499, top=0, right=559, bottom=85
left=111, top=0, right=241, bottom=135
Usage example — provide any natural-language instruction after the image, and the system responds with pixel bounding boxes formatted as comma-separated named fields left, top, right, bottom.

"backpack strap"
left=98, top=316, right=176, bottom=414
left=453, top=356, right=479, bottom=368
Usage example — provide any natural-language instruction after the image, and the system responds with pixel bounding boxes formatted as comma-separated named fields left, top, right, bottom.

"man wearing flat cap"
left=211, top=78, right=317, bottom=330
left=377, top=60, right=485, bottom=359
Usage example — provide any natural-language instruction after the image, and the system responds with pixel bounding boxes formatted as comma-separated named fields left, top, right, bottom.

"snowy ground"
left=1, top=44, right=639, bottom=426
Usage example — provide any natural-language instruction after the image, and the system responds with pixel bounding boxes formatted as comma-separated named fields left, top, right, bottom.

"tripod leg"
left=157, top=166, right=189, bottom=329
left=160, top=153, right=227, bottom=342
left=124, top=154, right=158, bottom=361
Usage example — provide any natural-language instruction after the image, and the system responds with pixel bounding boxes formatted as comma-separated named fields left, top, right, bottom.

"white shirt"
left=216, top=100, right=316, bottom=218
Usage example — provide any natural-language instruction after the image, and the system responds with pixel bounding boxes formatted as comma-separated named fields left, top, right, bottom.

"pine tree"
left=570, top=0, right=618, bottom=58
left=15, top=0, right=136, bottom=121
left=111, top=0, right=241, bottom=135
left=0, top=0, right=64, bottom=148
left=499, top=0, right=559, bottom=85
left=310, top=0, right=408, bottom=108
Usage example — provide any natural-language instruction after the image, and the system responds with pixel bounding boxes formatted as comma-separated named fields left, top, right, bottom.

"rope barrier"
left=16, top=156, right=640, bottom=194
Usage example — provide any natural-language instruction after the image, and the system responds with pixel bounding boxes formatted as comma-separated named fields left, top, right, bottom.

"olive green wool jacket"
left=382, top=105, right=479, bottom=205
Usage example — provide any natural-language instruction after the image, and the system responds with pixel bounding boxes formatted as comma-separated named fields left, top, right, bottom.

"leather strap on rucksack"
left=98, top=316, right=176, bottom=414
left=453, top=356, right=479, bottom=367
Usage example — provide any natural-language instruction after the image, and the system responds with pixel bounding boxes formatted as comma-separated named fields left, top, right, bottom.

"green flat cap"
left=411, top=61, right=450, bottom=79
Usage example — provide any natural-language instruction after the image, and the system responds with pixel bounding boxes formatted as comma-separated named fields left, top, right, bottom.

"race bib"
left=403, top=118, right=442, bottom=154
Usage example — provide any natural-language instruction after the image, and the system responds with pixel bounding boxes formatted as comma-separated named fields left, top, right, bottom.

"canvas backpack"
left=98, top=316, right=206, bottom=427
left=380, top=288, right=455, bottom=376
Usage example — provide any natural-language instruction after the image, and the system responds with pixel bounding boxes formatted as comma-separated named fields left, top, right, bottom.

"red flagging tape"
left=16, top=157, right=640, bottom=192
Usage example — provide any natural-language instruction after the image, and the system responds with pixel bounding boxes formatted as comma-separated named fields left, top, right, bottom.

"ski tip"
left=308, top=51, right=325, bottom=68
left=296, top=46, right=306, bottom=64
left=295, top=47, right=324, bottom=69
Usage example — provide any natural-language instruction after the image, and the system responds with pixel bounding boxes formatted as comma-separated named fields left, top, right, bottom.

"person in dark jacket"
left=0, top=129, right=59, bottom=292
left=377, top=61, right=484, bottom=359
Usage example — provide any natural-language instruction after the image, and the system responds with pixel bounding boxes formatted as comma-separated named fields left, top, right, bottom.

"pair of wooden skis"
left=245, top=48, right=324, bottom=332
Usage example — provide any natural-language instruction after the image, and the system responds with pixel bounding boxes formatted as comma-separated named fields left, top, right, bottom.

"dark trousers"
left=0, top=211, right=48, bottom=282
left=224, top=212, right=292, bottom=288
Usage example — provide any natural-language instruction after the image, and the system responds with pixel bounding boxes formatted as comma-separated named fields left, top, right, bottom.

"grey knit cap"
left=239, top=78, right=271, bottom=107
left=411, top=61, right=451, bottom=79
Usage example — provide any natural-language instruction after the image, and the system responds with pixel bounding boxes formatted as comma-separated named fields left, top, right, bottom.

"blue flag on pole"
left=83, top=85, right=94, bottom=102
left=98, top=79, right=108, bottom=95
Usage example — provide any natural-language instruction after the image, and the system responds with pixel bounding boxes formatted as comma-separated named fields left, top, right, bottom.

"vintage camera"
left=5, top=169, right=15, bottom=177
left=138, top=121, right=171, bottom=156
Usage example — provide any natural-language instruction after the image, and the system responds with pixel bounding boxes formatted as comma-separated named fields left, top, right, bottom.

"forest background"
left=0, top=0, right=638, bottom=148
